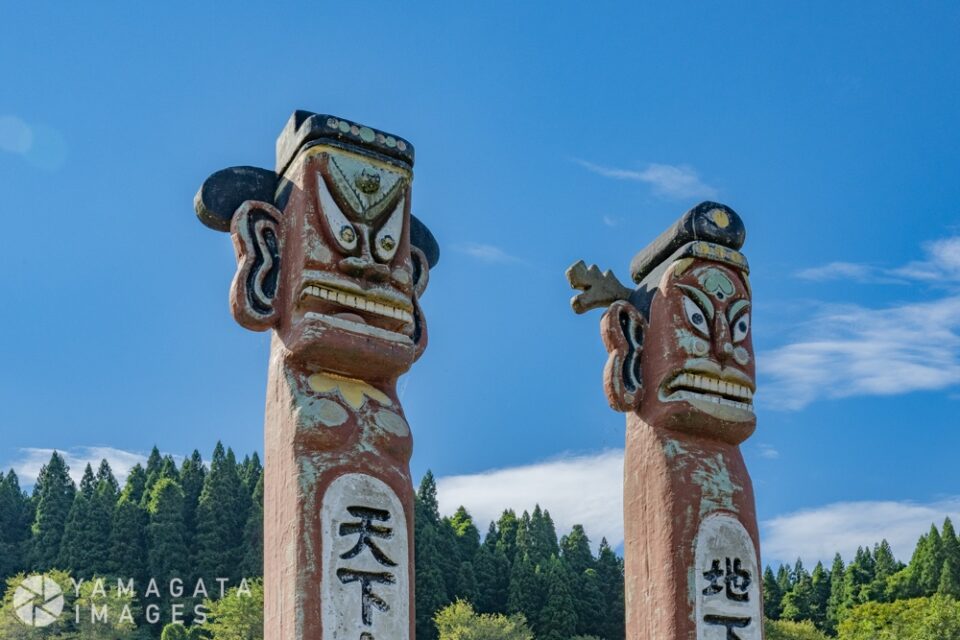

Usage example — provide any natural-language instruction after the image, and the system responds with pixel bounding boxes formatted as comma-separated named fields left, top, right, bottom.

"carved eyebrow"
left=676, top=284, right=714, bottom=319
left=727, top=299, right=751, bottom=321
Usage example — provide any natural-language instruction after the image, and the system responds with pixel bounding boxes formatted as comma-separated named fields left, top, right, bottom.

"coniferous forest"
left=2, top=448, right=960, bottom=639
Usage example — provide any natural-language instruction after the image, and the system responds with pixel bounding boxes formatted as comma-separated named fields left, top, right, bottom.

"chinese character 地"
left=702, top=557, right=752, bottom=639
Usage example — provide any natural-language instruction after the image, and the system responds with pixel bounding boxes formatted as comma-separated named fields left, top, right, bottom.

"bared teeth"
left=667, top=373, right=754, bottom=403
left=301, top=285, right=413, bottom=323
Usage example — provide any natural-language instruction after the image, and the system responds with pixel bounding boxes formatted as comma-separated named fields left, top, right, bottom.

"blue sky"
left=2, top=2, right=959, bottom=567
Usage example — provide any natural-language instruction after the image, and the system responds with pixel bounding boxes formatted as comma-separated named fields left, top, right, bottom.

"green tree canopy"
left=200, top=579, right=263, bottom=640
left=30, top=452, right=76, bottom=571
left=560, top=525, right=595, bottom=576
left=536, top=556, right=577, bottom=640
left=434, top=600, right=533, bottom=640
left=0, top=471, right=30, bottom=579
left=837, top=595, right=960, bottom=640
left=765, top=619, right=830, bottom=640
left=193, top=443, right=245, bottom=586
left=146, top=477, right=189, bottom=590
left=59, top=463, right=111, bottom=578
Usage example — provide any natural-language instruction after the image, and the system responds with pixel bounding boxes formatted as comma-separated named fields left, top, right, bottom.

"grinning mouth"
left=663, top=371, right=755, bottom=411
left=300, top=283, right=414, bottom=324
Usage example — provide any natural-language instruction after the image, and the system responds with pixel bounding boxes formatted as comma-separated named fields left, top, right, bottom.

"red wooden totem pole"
left=568, top=202, right=763, bottom=640
left=195, top=112, right=438, bottom=640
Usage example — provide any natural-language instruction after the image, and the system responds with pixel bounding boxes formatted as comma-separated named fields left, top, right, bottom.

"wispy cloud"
left=574, top=159, right=718, bottom=200
left=757, top=444, right=780, bottom=460
left=762, top=498, right=960, bottom=566
left=761, top=296, right=960, bottom=409
left=0, top=115, right=67, bottom=170
left=436, top=450, right=624, bottom=549
left=602, top=215, right=619, bottom=228
left=797, top=237, right=960, bottom=285
left=453, top=242, right=522, bottom=264
left=892, top=237, right=960, bottom=283
left=771, top=235, right=960, bottom=409
left=796, top=261, right=890, bottom=283
left=0, top=115, right=33, bottom=154
left=5, top=446, right=170, bottom=487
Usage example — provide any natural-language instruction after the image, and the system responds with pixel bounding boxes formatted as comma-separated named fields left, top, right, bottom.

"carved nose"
left=713, top=316, right=734, bottom=363
left=338, top=257, right=390, bottom=282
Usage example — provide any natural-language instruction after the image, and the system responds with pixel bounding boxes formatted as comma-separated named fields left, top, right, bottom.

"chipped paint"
left=691, top=454, right=742, bottom=516
left=663, top=438, right=689, bottom=460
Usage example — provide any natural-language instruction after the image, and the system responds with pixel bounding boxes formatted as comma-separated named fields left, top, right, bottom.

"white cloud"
left=5, top=446, right=164, bottom=487
left=892, top=237, right=960, bottom=283
left=795, top=261, right=886, bottom=283
left=757, top=444, right=780, bottom=460
left=762, top=498, right=960, bottom=567
left=602, top=215, right=619, bottom=228
left=0, top=115, right=33, bottom=154
left=770, top=235, right=960, bottom=409
left=436, top=450, right=624, bottom=549
left=437, top=451, right=960, bottom=568
left=574, top=159, right=718, bottom=200
left=760, top=296, right=960, bottom=409
left=797, top=236, right=960, bottom=284
left=453, top=242, right=522, bottom=264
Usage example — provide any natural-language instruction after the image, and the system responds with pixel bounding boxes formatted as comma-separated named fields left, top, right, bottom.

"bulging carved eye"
left=732, top=313, right=750, bottom=343
left=317, top=173, right=359, bottom=253
left=373, top=198, right=404, bottom=263
left=683, top=295, right=710, bottom=337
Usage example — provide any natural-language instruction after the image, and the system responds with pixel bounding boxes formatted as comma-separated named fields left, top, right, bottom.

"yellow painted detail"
left=308, top=372, right=392, bottom=410
left=710, top=209, right=730, bottom=228
left=672, top=257, right=695, bottom=277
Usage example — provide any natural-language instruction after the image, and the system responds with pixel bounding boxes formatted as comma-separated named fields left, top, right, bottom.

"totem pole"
left=567, top=202, right=762, bottom=640
left=195, top=111, right=438, bottom=640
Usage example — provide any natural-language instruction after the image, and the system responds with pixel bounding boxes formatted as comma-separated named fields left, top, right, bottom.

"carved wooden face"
left=229, top=145, right=429, bottom=379
left=640, top=259, right=755, bottom=441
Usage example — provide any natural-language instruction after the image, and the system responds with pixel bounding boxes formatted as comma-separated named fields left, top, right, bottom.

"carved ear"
left=410, top=215, right=439, bottom=269
left=229, top=201, right=283, bottom=331
left=410, top=246, right=430, bottom=299
left=600, top=300, right=647, bottom=412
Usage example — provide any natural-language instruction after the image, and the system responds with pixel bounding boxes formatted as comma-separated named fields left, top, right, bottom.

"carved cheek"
left=675, top=328, right=710, bottom=357
left=733, top=346, right=751, bottom=366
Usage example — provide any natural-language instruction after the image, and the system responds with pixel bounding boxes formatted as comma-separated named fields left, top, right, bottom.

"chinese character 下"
left=703, top=614, right=751, bottom=640
left=338, top=506, right=398, bottom=627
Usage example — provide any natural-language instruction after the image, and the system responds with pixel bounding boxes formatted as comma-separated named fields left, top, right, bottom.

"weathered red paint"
left=197, top=113, right=434, bottom=640
left=569, top=202, right=764, bottom=640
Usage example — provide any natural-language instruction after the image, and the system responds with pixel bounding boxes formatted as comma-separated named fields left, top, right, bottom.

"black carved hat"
left=629, top=201, right=747, bottom=285
left=193, top=111, right=438, bottom=268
